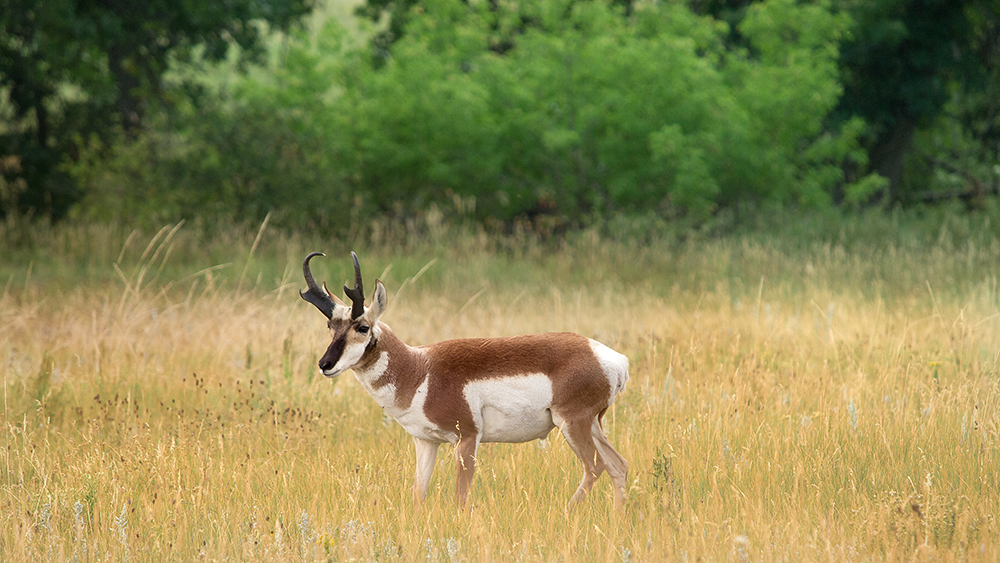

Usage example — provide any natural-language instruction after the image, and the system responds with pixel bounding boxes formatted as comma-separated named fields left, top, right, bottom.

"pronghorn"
left=300, top=251, right=629, bottom=507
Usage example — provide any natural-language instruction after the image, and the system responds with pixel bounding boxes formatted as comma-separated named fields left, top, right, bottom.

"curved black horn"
left=344, top=251, right=365, bottom=320
left=300, top=252, right=336, bottom=319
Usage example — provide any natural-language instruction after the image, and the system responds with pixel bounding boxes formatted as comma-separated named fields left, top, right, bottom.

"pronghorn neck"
left=350, top=322, right=427, bottom=411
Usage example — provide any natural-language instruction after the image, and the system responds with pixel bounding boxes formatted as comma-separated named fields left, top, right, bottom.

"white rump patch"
left=588, top=339, right=630, bottom=400
left=464, top=374, right=556, bottom=443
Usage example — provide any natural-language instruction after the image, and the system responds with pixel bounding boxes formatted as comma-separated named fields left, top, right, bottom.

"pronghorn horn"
left=301, top=252, right=336, bottom=319
left=344, top=251, right=365, bottom=320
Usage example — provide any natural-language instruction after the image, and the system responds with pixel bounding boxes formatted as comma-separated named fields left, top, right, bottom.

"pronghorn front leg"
left=413, top=437, right=440, bottom=502
left=454, top=434, right=480, bottom=507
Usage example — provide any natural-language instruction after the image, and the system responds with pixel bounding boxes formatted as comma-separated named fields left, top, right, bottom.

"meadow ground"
left=1, top=216, right=999, bottom=561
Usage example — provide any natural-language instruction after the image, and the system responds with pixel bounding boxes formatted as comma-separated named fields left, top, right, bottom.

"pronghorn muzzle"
left=318, top=335, right=346, bottom=375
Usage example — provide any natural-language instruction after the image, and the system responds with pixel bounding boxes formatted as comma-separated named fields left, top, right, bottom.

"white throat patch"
left=352, top=351, right=395, bottom=407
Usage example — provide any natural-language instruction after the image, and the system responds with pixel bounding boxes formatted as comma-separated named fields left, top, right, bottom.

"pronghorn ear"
left=365, top=279, right=388, bottom=323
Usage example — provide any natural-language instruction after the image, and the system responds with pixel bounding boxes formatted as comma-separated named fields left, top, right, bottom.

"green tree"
left=0, top=0, right=312, bottom=218
left=309, top=0, right=868, bottom=221
left=835, top=0, right=977, bottom=200
left=690, top=0, right=999, bottom=204
left=908, top=1, right=1000, bottom=202
left=75, top=0, right=878, bottom=230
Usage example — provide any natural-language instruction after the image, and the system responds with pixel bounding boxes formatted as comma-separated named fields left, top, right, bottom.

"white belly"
left=464, top=374, right=555, bottom=443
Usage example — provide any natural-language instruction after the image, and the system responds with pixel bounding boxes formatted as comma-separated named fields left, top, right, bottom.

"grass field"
left=2, top=215, right=999, bottom=561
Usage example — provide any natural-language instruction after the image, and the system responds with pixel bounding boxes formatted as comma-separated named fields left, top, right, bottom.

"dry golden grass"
left=1, top=220, right=999, bottom=561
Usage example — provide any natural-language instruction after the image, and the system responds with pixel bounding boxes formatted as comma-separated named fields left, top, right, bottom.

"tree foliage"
left=834, top=0, right=979, bottom=199
left=0, top=0, right=311, bottom=218
left=10, top=0, right=999, bottom=229
left=75, top=0, right=886, bottom=233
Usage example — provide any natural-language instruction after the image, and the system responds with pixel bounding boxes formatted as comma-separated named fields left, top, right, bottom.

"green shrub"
left=71, top=0, right=886, bottom=233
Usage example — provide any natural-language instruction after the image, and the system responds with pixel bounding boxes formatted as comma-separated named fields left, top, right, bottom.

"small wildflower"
left=446, top=537, right=461, bottom=562
left=112, top=501, right=129, bottom=563
left=847, top=397, right=858, bottom=431
left=299, top=510, right=315, bottom=558
left=733, top=535, right=749, bottom=563
left=274, top=520, right=285, bottom=554
left=722, top=439, right=733, bottom=464
left=298, top=510, right=311, bottom=537
left=72, top=501, right=86, bottom=563
left=319, top=533, right=336, bottom=555
left=38, top=499, right=52, bottom=532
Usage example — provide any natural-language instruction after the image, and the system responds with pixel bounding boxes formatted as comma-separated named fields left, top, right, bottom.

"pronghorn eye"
left=356, top=324, right=370, bottom=334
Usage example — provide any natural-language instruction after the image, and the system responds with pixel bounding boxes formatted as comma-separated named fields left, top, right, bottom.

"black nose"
left=319, top=359, right=334, bottom=371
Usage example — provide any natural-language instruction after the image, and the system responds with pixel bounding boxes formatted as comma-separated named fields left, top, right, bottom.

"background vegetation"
left=2, top=0, right=999, bottom=233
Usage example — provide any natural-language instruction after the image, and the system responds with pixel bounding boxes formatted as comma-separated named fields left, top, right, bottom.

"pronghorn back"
left=419, top=332, right=628, bottom=444
left=422, top=332, right=625, bottom=402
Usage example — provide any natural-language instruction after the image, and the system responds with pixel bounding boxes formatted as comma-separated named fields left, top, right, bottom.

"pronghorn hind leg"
left=558, top=416, right=606, bottom=507
left=454, top=434, right=480, bottom=507
left=591, top=417, right=628, bottom=507
left=413, top=437, right=440, bottom=503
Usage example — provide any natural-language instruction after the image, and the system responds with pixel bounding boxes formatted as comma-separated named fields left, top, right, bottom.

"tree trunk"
left=869, top=117, right=916, bottom=202
left=107, top=43, right=143, bottom=137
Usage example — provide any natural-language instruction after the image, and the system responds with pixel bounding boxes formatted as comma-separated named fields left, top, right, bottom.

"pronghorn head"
left=301, top=251, right=387, bottom=377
